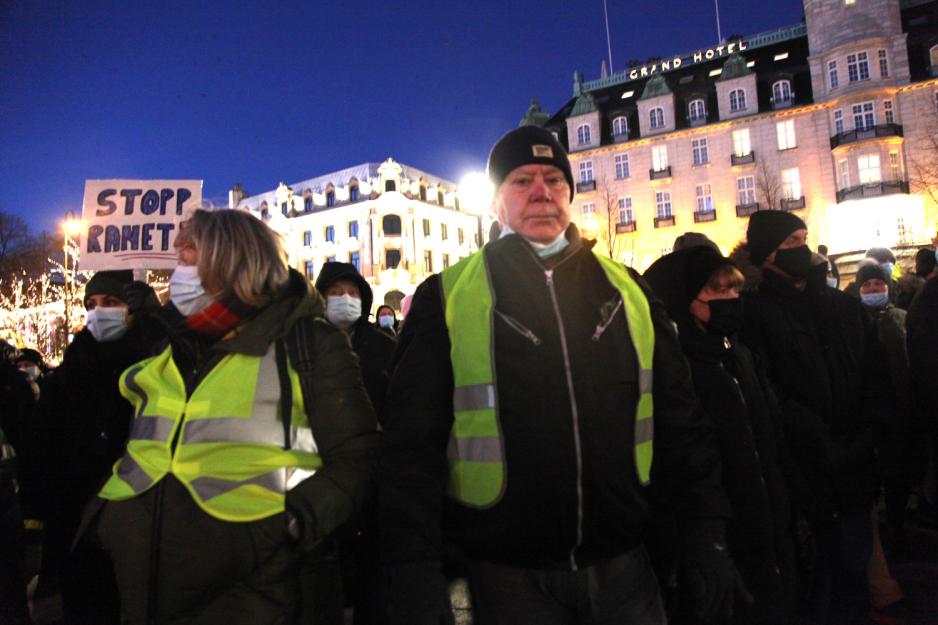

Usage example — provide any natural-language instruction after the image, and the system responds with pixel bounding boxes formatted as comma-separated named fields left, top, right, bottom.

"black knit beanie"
left=684, top=247, right=737, bottom=303
left=487, top=126, right=574, bottom=200
left=856, top=263, right=889, bottom=287
left=83, top=270, right=134, bottom=307
left=746, top=211, right=807, bottom=265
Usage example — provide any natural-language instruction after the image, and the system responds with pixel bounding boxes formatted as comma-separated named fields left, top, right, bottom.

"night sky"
left=0, top=0, right=804, bottom=234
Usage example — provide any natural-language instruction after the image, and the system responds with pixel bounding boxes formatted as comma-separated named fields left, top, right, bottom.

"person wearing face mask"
left=374, top=305, right=399, bottom=337
left=645, top=246, right=797, bottom=625
left=741, top=211, right=884, bottom=625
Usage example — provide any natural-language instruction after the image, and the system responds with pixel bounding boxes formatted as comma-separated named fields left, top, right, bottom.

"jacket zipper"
left=495, top=310, right=542, bottom=345
left=545, top=268, right=585, bottom=571
left=592, top=297, right=623, bottom=342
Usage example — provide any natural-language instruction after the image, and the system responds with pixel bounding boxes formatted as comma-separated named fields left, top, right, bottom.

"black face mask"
left=773, top=245, right=813, bottom=278
left=705, top=298, right=744, bottom=338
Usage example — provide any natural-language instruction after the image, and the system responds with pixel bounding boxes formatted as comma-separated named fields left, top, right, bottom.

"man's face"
left=765, top=228, right=809, bottom=264
left=860, top=279, right=888, bottom=295
left=324, top=279, right=361, bottom=300
left=494, top=164, right=570, bottom=244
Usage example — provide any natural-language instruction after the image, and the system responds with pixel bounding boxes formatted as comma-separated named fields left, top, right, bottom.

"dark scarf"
left=183, top=294, right=255, bottom=338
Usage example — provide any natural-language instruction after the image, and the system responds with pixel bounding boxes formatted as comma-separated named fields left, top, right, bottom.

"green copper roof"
left=519, top=99, right=550, bottom=127
left=570, top=71, right=598, bottom=116
left=638, top=74, right=671, bottom=100
left=719, top=53, right=751, bottom=80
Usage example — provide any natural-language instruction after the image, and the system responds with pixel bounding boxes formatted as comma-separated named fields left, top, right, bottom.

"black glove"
left=383, top=561, right=454, bottom=625
left=124, top=281, right=161, bottom=316
left=683, top=519, right=753, bottom=622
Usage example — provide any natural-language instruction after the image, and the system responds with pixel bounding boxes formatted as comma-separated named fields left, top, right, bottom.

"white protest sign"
left=79, top=179, right=202, bottom=270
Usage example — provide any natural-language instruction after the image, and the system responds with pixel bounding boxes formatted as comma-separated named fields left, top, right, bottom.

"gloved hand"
left=683, top=520, right=753, bottom=622
left=124, top=281, right=161, bottom=316
left=383, top=561, right=454, bottom=625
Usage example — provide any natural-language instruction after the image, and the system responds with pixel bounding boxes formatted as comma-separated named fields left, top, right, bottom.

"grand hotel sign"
left=627, top=39, right=748, bottom=80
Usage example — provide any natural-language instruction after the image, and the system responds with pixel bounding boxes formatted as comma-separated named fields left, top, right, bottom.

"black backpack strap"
left=274, top=338, right=292, bottom=450
left=282, top=315, right=319, bottom=443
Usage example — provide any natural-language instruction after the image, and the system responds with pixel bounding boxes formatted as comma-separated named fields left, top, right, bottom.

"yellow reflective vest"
left=99, top=343, right=321, bottom=522
left=440, top=249, right=655, bottom=509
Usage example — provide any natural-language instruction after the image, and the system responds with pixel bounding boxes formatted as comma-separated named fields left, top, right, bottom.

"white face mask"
left=378, top=315, right=395, bottom=329
left=170, top=265, right=214, bottom=317
left=86, top=307, right=129, bottom=342
left=326, top=294, right=362, bottom=328
left=826, top=277, right=839, bottom=289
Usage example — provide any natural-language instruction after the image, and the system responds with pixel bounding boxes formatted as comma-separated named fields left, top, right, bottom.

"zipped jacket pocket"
left=592, top=296, right=623, bottom=342
left=495, top=310, right=542, bottom=346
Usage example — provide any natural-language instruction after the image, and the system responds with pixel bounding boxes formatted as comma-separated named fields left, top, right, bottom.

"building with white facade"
left=229, top=158, right=487, bottom=311
left=534, top=0, right=938, bottom=270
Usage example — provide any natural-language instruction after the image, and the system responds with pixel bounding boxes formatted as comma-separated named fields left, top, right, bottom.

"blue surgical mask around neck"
left=527, top=233, right=569, bottom=258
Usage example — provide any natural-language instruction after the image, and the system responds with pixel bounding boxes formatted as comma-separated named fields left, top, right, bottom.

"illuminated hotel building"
left=228, top=158, right=486, bottom=311
left=534, top=0, right=938, bottom=269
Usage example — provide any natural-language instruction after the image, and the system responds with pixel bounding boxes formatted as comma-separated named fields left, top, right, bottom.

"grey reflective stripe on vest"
left=128, top=416, right=176, bottom=443
left=448, top=435, right=502, bottom=463
left=189, top=467, right=285, bottom=501
left=453, top=383, right=496, bottom=412
left=116, top=453, right=155, bottom=492
left=639, top=369, right=653, bottom=394
left=635, top=417, right=654, bottom=446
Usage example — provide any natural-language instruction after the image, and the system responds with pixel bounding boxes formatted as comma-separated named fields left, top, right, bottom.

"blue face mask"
left=326, top=294, right=362, bottom=328
left=378, top=315, right=395, bottom=329
left=528, top=234, right=570, bottom=258
left=861, top=291, right=889, bottom=309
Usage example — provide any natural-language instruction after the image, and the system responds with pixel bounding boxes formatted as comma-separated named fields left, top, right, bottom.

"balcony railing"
left=830, top=123, right=903, bottom=149
left=654, top=215, right=676, bottom=228
left=576, top=180, right=597, bottom=193
left=611, top=131, right=630, bottom=144
left=694, top=209, right=717, bottom=223
left=616, top=221, right=637, bottom=233
left=731, top=151, right=756, bottom=166
left=736, top=202, right=761, bottom=217
left=771, top=94, right=795, bottom=109
left=649, top=166, right=672, bottom=180
left=780, top=196, right=805, bottom=211
left=835, top=180, right=910, bottom=203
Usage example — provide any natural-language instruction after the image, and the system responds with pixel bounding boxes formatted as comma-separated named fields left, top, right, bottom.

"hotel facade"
left=534, top=0, right=938, bottom=270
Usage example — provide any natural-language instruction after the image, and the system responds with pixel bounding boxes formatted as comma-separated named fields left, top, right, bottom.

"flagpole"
left=603, top=0, right=614, bottom=73
left=714, top=0, right=723, bottom=42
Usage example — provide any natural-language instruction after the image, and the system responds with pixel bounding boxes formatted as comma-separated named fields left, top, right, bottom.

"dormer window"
left=729, top=89, right=747, bottom=112
left=576, top=124, right=591, bottom=145
left=612, top=116, right=629, bottom=138
left=304, top=196, right=313, bottom=212
left=649, top=107, right=664, bottom=129
left=437, top=189, right=445, bottom=206
left=772, top=80, right=792, bottom=104
left=349, top=184, right=359, bottom=202
left=688, top=99, right=706, bottom=122
left=385, top=180, right=396, bottom=192
left=326, top=190, right=336, bottom=207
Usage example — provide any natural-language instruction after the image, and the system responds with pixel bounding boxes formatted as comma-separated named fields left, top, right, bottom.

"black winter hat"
left=746, top=211, right=807, bottom=265
left=644, top=246, right=736, bottom=324
left=487, top=126, right=574, bottom=201
left=856, top=263, right=889, bottom=287
left=314, top=262, right=374, bottom=321
left=83, top=270, right=134, bottom=308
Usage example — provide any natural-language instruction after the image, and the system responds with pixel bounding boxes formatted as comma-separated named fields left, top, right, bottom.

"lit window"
left=350, top=252, right=360, bottom=271
left=303, top=230, right=312, bottom=247
left=577, top=124, right=591, bottom=145
left=858, top=154, right=881, bottom=184
left=746, top=61, right=755, bottom=68
left=884, top=100, right=894, bottom=124
left=889, top=151, right=901, bottom=181
left=325, top=225, right=335, bottom=243
left=621, top=90, right=635, bottom=99
left=709, top=68, right=723, bottom=77
left=772, top=80, right=792, bottom=103
left=652, top=145, right=669, bottom=171
left=732, top=128, right=751, bottom=157
left=692, top=137, right=709, bottom=165
left=348, top=220, right=359, bottom=238
left=834, top=109, right=844, bottom=134
left=655, top=191, right=672, bottom=218
left=650, top=107, right=665, bottom=129
left=774, top=52, right=789, bottom=61
left=612, top=116, right=629, bottom=137
left=847, top=51, right=870, bottom=83
left=689, top=99, right=707, bottom=122
left=729, top=89, right=747, bottom=112
left=852, top=102, right=875, bottom=130
left=582, top=202, right=596, bottom=216
left=781, top=168, right=802, bottom=200
left=737, top=176, right=756, bottom=205
left=829, top=60, right=839, bottom=89
left=777, top=120, right=797, bottom=150
left=878, top=49, right=889, bottom=78
left=845, top=0, right=855, bottom=5
left=839, top=159, right=850, bottom=190
left=696, top=184, right=714, bottom=212
left=579, top=160, right=594, bottom=182
left=615, top=153, right=630, bottom=179
left=618, top=197, right=633, bottom=224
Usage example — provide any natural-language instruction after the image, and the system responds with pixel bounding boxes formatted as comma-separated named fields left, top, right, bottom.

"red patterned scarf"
left=184, top=294, right=255, bottom=338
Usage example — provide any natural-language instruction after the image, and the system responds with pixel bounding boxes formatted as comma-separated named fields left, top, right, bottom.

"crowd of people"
left=1, top=125, right=937, bottom=625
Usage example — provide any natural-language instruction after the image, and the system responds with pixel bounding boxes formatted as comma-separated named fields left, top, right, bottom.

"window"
left=845, top=0, right=855, bottom=4
left=777, top=120, right=797, bottom=150
left=349, top=185, right=359, bottom=202
left=781, top=168, right=802, bottom=200
left=729, top=89, right=747, bottom=112
left=655, top=191, right=672, bottom=218
left=884, top=100, right=894, bottom=124
left=732, top=128, right=751, bottom=157
left=839, top=159, right=850, bottom=190
left=441, top=223, right=448, bottom=240
left=858, top=154, right=881, bottom=184
left=931, top=45, right=938, bottom=68
left=303, top=230, right=312, bottom=247
left=737, top=176, right=756, bottom=205
left=438, top=189, right=445, bottom=206
left=612, top=116, right=629, bottom=137
left=577, top=124, right=591, bottom=145
left=582, top=202, right=596, bottom=216
left=615, top=153, right=630, bottom=179
left=852, top=102, right=875, bottom=130
left=350, top=252, right=360, bottom=271
left=281, top=201, right=289, bottom=216
left=326, top=256, right=336, bottom=264
left=383, top=214, right=402, bottom=235
left=650, top=107, right=664, bottom=129
left=442, top=254, right=451, bottom=269
left=385, top=249, right=401, bottom=269
left=304, top=196, right=313, bottom=212
left=695, top=184, right=714, bottom=212
left=829, top=60, right=839, bottom=89
left=419, top=185, right=428, bottom=202
left=423, top=250, right=433, bottom=273
left=348, top=220, right=359, bottom=238
left=305, top=261, right=315, bottom=279
left=422, top=219, right=431, bottom=237
left=618, top=197, right=633, bottom=224
left=847, top=51, right=870, bottom=83
left=689, top=99, right=707, bottom=122
left=834, top=109, right=844, bottom=134
left=772, top=80, right=792, bottom=103
left=385, top=180, right=396, bottom=192
left=579, top=160, right=594, bottom=182
left=889, top=151, right=901, bottom=181
left=692, top=138, right=709, bottom=165
left=325, top=225, right=335, bottom=242
left=326, top=190, right=336, bottom=207
left=652, top=145, right=668, bottom=171
left=878, top=49, right=889, bottom=78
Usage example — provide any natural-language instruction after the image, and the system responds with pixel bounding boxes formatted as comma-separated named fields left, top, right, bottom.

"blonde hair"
left=189, top=209, right=289, bottom=306
left=707, top=264, right=746, bottom=291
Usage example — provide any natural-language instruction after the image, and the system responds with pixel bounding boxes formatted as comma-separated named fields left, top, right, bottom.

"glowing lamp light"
left=63, top=216, right=83, bottom=236
left=458, top=172, right=494, bottom=216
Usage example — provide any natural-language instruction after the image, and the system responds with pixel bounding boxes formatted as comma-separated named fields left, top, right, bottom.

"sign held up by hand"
left=80, top=179, right=202, bottom=270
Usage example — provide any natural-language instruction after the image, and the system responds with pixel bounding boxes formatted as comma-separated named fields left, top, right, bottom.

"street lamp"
left=459, top=172, right=494, bottom=249
left=62, top=211, right=82, bottom=339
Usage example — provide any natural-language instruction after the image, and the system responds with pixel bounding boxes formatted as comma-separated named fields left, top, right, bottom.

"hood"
left=314, top=261, right=374, bottom=325
left=643, top=246, right=734, bottom=327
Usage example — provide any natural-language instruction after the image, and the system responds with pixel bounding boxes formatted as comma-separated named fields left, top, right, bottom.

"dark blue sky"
left=0, top=0, right=803, bottom=234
